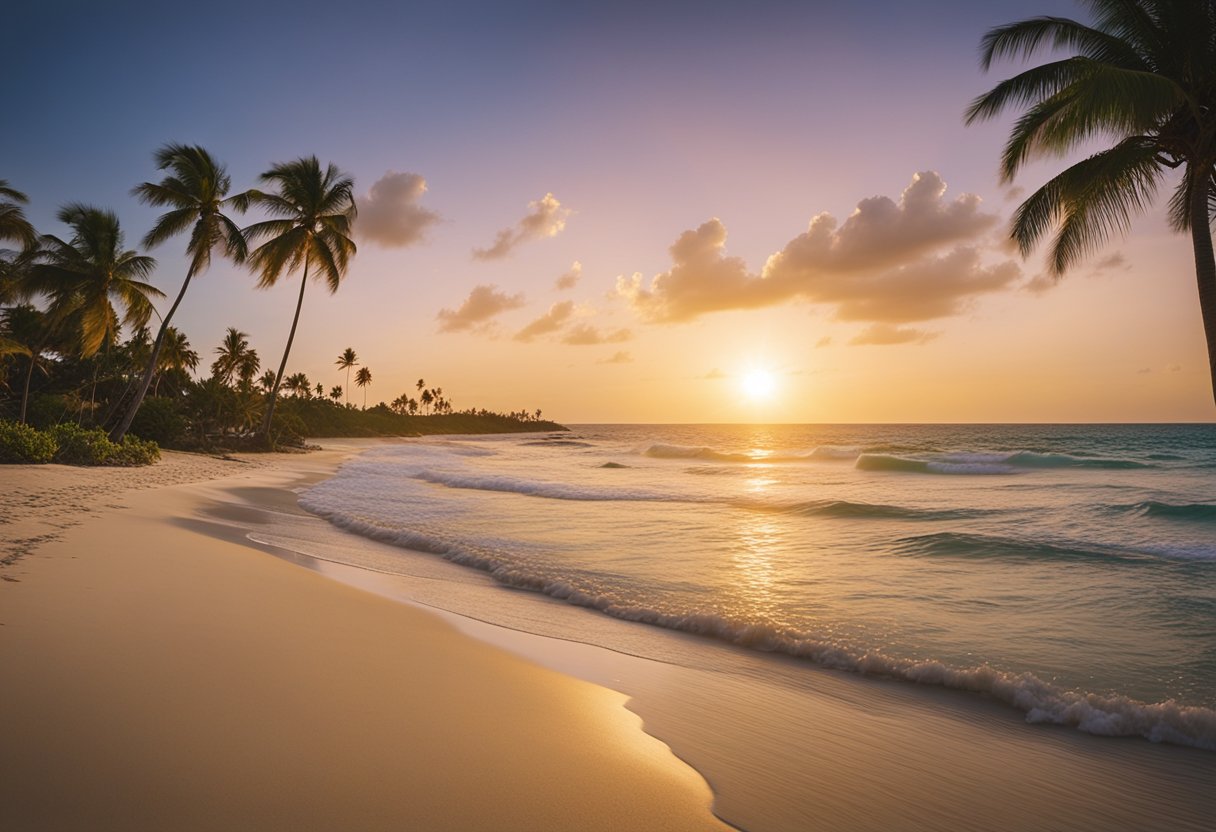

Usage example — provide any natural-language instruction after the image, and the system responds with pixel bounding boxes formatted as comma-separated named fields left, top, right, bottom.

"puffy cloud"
left=599, top=351, right=633, bottom=364
left=514, top=301, right=575, bottom=342
left=616, top=219, right=764, bottom=322
left=473, top=193, right=569, bottom=260
left=620, top=173, right=1018, bottom=327
left=355, top=172, right=440, bottom=247
left=561, top=324, right=632, bottom=345
left=555, top=261, right=582, bottom=290
left=437, top=285, right=525, bottom=333
left=1090, top=251, right=1129, bottom=275
left=849, top=324, right=939, bottom=346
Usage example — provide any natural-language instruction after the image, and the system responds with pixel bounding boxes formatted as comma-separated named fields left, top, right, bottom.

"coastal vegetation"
left=968, top=0, right=1216, bottom=404
left=0, top=148, right=560, bottom=462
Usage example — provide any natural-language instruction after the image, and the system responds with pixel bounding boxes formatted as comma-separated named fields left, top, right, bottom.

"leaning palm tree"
left=966, top=0, right=1216, bottom=404
left=154, top=326, right=199, bottom=394
left=23, top=205, right=162, bottom=422
left=335, top=347, right=358, bottom=407
left=111, top=144, right=248, bottom=441
left=243, top=157, right=356, bottom=440
left=354, top=365, right=372, bottom=409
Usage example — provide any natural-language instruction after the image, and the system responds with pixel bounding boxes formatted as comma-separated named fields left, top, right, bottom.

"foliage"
left=0, top=419, right=57, bottom=463
left=128, top=395, right=186, bottom=446
left=0, top=420, right=159, bottom=465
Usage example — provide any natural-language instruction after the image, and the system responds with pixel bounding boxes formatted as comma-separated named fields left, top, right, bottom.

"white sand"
left=0, top=444, right=730, bottom=831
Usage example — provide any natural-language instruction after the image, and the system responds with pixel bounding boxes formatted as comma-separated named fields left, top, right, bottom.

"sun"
left=740, top=368, right=778, bottom=400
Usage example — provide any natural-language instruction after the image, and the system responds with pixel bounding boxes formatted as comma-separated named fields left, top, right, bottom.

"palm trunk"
left=1188, top=171, right=1216, bottom=407
left=111, top=271, right=194, bottom=441
left=18, top=337, right=47, bottom=424
left=260, top=257, right=310, bottom=442
left=346, top=367, right=351, bottom=408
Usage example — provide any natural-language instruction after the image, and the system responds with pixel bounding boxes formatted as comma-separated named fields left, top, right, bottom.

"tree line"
left=0, top=145, right=553, bottom=448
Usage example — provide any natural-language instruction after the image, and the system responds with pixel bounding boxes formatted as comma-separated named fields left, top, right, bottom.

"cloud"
left=555, top=261, right=582, bottom=290
left=814, top=336, right=832, bottom=348
left=1024, top=272, right=1057, bottom=294
left=701, top=368, right=727, bottom=379
left=1003, top=185, right=1026, bottom=203
left=849, top=324, right=939, bottom=346
left=599, top=351, right=633, bottom=364
left=473, top=193, right=570, bottom=260
left=1089, top=251, right=1129, bottom=275
left=355, top=172, right=440, bottom=247
left=620, top=172, right=1016, bottom=325
left=437, top=284, right=525, bottom=333
left=1167, top=363, right=1182, bottom=373
left=1137, top=367, right=1153, bottom=374
left=514, top=301, right=575, bottom=342
left=561, top=324, right=632, bottom=345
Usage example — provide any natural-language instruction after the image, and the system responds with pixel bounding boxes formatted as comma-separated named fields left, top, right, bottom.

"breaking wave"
left=296, top=495, right=1216, bottom=751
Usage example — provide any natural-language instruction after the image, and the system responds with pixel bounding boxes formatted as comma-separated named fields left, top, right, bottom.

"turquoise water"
left=300, top=424, right=1216, bottom=749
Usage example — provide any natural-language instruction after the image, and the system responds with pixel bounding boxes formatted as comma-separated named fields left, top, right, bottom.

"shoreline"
left=7, top=436, right=1216, bottom=831
left=0, top=440, right=730, bottom=831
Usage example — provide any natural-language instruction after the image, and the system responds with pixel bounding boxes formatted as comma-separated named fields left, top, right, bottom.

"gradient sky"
left=5, top=0, right=1212, bottom=422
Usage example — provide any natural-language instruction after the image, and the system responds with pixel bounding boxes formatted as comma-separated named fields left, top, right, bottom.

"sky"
left=4, top=0, right=1213, bottom=423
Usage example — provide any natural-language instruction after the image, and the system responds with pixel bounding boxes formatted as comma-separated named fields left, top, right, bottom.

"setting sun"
left=741, top=368, right=777, bottom=399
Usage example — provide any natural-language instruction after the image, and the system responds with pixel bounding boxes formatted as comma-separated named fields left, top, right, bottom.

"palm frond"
left=979, top=15, right=1144, bottom=70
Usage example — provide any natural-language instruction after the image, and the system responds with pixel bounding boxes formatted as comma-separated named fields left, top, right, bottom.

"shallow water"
left=299, top=424, right=1216, bottom=750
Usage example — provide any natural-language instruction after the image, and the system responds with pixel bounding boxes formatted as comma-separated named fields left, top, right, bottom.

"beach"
left=3, top=433, right=1216, bottom=832
left=0, top=441, right=728, bottom=831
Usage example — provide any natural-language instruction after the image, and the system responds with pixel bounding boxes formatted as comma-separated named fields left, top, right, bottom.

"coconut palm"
left=329, top=385, right=343, bottom=403
left=155, top=326, right=199, bottom=394
left=111, top=145, right=248, bottom=440
left=966, top=0, right=1216, bottom=404
left=258, top=369, right=276, bottom=393
left=354, top=365, right=372, bottom=409
left=243, top=157, right=356, bottom=439
left=211, top=327, right=259, bottom=388
left=22, top=205, right=162, bottom=422
left=0, top=180, right=37, bottom=251
left=335, top=347, right=358, bottom=407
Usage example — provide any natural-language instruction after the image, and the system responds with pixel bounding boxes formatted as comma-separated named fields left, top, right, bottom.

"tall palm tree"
left=335, top=347, right=358, bottom=407
left=243, top=157, right=356, bottom=440
left=23, top=205, right=162, bottom=422
left=354, top=365, right=372, bottom=409
left=111, top=145, right=248, bottom=440
left=966, top=0, right=1216, bottom=405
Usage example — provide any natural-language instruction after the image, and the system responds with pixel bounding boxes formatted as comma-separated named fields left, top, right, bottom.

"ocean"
left=294, top=423, right=1216, bottom=752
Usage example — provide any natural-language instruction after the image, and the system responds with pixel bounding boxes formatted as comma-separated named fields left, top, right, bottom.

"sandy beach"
left=0, top=442, right=729, bottom=831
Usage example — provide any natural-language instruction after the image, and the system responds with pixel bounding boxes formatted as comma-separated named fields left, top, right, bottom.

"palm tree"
left=329, top=385, right=343, bottom=403
left=354, top=365, right=372, bottom=409
left=335, top=347, right=358, bottom=407
left=22, top=205, right=162, bottom=422
left=111, top=145, right=248, bottom=440
left=154, top=326, right=199, bottom=394
left=0, top=180, right=37, bottom=251
left=966, top=1, right=1216, bottom=404
left=243, top=157, right=356, bottom=440
left=211, top=327, right=259, bottom=388
left=420, top=387, right=433, bottom=414
left=416, top=378, right=424, bottom=394
left=258, top=369, right=276, bottom=393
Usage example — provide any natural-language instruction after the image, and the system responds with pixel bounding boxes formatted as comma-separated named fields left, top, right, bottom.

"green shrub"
left=113, top=434, right=161, bottom=466
left=269, top=411, right=308, bottom=448
left=50, top=423, right=116, bottom=465
left=0, top=420, right=58, bottom=463
left=129, top=396, right=186, bottom=446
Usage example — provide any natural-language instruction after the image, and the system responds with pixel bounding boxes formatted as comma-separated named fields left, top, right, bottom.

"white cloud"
left=355, top=172, right=440, bottom=247
left=473, top=193, right=570, bottom=260
left=514, top=301, right=575, bottom=342
left=555, top=261, right=582, bottom=290
left=437, top=284, right=525, bottom=333
left=620, top=172, right=1017, bottom=326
